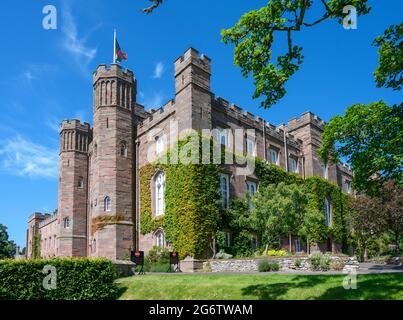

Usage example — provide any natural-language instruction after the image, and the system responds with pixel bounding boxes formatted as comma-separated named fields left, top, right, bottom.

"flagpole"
left=113, top=29, right=116, bottom=64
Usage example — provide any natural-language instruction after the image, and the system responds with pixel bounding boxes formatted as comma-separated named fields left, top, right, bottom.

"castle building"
left=26, top=48, right=353, bottom=260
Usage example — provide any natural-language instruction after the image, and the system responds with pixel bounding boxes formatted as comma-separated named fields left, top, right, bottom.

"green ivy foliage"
left=0, top=258, right=118, bottom=300
left=305, top=177, right=350, bottom=245
left=139, top=133, right=221, bottom=258
left=255, top=159, right=303, bottom=187
left=139, top=163, right=165, bottom=235
left=164, top=134, right=221, bottom=258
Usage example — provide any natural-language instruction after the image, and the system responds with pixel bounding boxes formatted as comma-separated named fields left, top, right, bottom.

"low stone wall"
left=204, top=255, right=359, bottom=273
left=112, top=260, right=136, bottom=276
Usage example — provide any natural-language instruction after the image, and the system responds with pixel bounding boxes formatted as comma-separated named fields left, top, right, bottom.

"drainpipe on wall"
left=283, top=129, right=289, bottom=172
left=135, top=139, right=140, bottom=251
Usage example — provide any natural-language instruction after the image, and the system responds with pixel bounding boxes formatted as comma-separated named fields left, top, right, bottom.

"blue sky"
left=0, top=0, right=402, bottom=247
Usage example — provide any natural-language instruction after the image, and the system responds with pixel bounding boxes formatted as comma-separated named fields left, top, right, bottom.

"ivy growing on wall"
left=139, top=133, right=221, bottom=258
left=139, top=163, right=165, bottom=235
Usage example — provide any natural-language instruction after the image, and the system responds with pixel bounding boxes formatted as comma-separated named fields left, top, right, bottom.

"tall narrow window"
left=155, top=172, right=165, bottom=216
left=246, top=138, right=255, bottom=157
left=269, top=148, right=279, bottom=165
left=224, top=232, right=231, bottom=247
left=155, top=136, right=164, bottom=155
left=78, top=176, right=84, bottom=188
left=345, top=180, right=351, bottom=193
left=290, top=158, right=298, bottom=173
left=63, top=217, right=71, bottom=229
left=104, top=196, right=111, bottom=212
left=217, top=128, right=228, bottom=147
left=325, top=196, right=331, bottom=226
left=322, top=162, right=328, bottom=179
left=220, top=174, right=230, bottom=209
left=246, top=181, right=257, bottom=196
left=120, top=141, right=128, bottom=157
left=155, top=230, right=165, bottom=248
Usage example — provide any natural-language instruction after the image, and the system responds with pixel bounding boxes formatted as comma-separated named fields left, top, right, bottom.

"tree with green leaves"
left=373, top=23, right=403, bottom=90
left=319, top=101, right=403, bottom=195
left=0, top=224, right=16, bottom=259
left=251, top=182, right=308, bottom=253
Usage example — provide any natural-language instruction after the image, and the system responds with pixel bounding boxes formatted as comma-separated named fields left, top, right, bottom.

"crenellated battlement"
left=38, top=211, right=58, bottom=228
left=287, top=111, right=326, bottom=131
left=60, top=119, right=92, bottom=153
left=93, top=63, right=135, bottom=84
left=138, top=99, right=176, bottom=135
left=61, top=119, right=92, bottom=132
left=174, top=47, right=211, bottom=76
left=213, top=96, right=301, bottom=148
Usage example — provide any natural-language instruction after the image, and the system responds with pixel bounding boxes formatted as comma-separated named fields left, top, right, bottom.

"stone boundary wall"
left=204, top=256, right=359, bottom=273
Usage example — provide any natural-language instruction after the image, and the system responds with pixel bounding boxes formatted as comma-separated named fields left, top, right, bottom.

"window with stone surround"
left=290, top=157, right=298, bottom=173
left=78, top=176, right=84, bottom=188
left=154, top=229, right=165, bottom=248
left=63, top=217, right=71, bottom=229
left=322, top=162, right=329, bottom=179
left=345, top=179, right=351, bottom=193
left=104, top=196, right=111, bottom=212
left=246, top=137, right=256, bottom=157
left=155, top=136, right=164, bottom=155
left=219, top=174, right=230, bottom=209
left=120, top=141, right=128, bottom=157
left=155, top=172, right=165, bottom=216
left=217, top=127, right=229, bottom=147
left=224, top=231, right=231, bottom=247
left=325, top=196, right=332, bottom=227
left=268, top=148, right=279, bottom=165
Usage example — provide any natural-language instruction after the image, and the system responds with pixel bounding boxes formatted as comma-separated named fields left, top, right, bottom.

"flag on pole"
left=113, top=30, right=127, bottom=63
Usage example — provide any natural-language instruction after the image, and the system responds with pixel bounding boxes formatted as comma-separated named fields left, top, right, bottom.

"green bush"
left=294, top=258, right=302, bottom=268
left=258, top=260, right=271, bottom=272
left=308, top=252, right=322, bottom=270
left=258, top=260, right=280, bottom=272
left=320, top=254, right=332, bottom=271
left=270, top=261, right=280, bottom=271
left=0, top=258, right=119, bottom=300
left=308, top=252, right=332, bottom=271
left=143, top=246, right=170, bottom=272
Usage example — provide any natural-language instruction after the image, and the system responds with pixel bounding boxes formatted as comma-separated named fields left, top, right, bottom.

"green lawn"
left=117, top=273, right=403, bottom=300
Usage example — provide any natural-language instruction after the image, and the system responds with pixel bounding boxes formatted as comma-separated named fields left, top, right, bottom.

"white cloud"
left=20, top=64, right=58, bottom=84
left=0, top=136, right=58, bottom=179
left=23, top=71, right=36, bottom=83
left=46, top=118, right=61, bottom=133
left=153, top=62, right=165, bottom=79
left=61, top=4, right=97, bottom=65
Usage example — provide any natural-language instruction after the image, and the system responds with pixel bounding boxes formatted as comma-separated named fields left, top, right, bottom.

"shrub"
left=270, top=261, right=280, bottom=271
left=309, top=252, right=332, bottom=271
left=320, top=254, right=332, bottom=271
left=308, top=252, right=323, bottom=271
left=258, top=260, right=280, bottom=272
left=258, top=260, right=271, bottom=272
left=267, top=249, right=287, bottom=257
left=294, top=258, right=302, bottom=268
left=0, top=258, right=119, bottom=300
left=144, top=246, right=170, bottom=272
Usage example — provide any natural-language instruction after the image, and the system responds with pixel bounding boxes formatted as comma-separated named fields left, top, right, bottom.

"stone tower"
left=90, top=64, right=136, bottom=259
left=58, top=119, right=92, bottom=257
left=174, top=47, right=212, bottom=132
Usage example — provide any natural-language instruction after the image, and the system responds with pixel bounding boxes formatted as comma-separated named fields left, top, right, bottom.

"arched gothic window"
left=155, top=230, right=165, bottom=248
left=104, top=196, right=111, bottom=212
left=325, top=196, right=331, bottom=226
